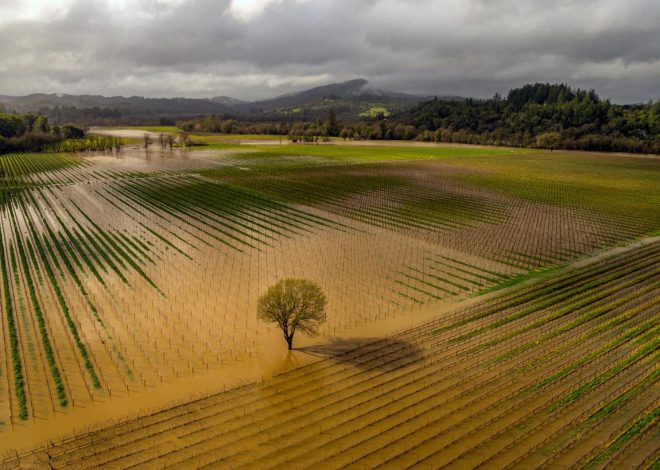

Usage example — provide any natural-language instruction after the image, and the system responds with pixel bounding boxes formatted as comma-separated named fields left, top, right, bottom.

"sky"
left=0, top=0, right=658, bottom=103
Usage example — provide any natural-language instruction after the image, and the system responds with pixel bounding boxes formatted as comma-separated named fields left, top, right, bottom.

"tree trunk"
left=287, top=337, right=293, bottom=350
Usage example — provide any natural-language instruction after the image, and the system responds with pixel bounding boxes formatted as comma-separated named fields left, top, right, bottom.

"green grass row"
left=433, top=244, right=660, bottom=338
left=109, top=176, right=343, bottom=254
left=0, top=225, right=28, bottom=419
left=7, top=205, right=68, bottom=407
left=0, top=153, right=84, bottom=190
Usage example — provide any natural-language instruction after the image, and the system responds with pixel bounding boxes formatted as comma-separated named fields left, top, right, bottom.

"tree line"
left=176, top=83, right=659, bottom=154
left=0, top=112, right=88, bottom=153
left=175, top=109, right=340, bottom=142
left=176, top=116, right=291, bottom=135
left=4, top=83, right=657, bottom=154
left=343, top=83, right=659, bottom=153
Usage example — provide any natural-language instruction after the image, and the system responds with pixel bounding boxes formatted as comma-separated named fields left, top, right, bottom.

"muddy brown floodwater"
left=1, top=133, right=658, bottom=465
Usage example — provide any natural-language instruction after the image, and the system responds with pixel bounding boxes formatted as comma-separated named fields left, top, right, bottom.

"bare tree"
left=166, top=134, right=175, bottom=149
left=112, top=137, right=123, bottom=153
left=158, top=133, right=166, bottom=149
left=143, top=133, right=153, bottom=149
left=257, top=278, right=327, bottom=350
left=179, top=132, right=190, bottom=148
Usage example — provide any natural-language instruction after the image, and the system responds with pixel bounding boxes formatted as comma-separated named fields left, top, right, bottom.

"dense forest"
left=384, top=83, right=660, bottom=153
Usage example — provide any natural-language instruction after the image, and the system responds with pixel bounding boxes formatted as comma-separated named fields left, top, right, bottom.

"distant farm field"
left=0, top=133, right=658, bottom=468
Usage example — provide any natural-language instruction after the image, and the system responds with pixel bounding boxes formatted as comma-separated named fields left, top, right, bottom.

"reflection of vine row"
left=0, top=152, right=84, bottom=190
left=108, top=176, right=345, bottom=254
left=70, top=200, right=161, bottom=292
left=19, top=192, right=107, bottom=331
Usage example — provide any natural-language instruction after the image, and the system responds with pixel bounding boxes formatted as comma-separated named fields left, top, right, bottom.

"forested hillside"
left=376, top=83, right=659, bottom=153
left=179, top=84, right=660, bottom=154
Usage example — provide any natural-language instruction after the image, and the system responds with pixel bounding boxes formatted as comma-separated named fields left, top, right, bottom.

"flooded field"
left=0, top=137, right=658, bottom=467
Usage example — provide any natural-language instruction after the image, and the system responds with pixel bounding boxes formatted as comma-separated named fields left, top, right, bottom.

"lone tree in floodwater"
left=258, top=278, right=327, bottom=350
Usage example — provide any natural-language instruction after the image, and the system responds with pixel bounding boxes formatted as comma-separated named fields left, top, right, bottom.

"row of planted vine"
left=5, top=239, right=657, bottom=469
left=0, top=144, right=658, bottom=463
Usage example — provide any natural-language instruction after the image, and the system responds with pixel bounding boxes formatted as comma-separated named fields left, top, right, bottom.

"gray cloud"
left=0, top=0, right=657, bottom=102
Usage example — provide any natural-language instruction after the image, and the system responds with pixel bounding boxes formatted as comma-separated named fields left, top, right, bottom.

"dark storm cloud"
left=0, top=0, right=657, bottom=102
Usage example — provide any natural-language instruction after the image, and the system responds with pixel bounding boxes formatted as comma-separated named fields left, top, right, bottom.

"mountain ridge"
left=0, top=79, right=461, bottom=123
left=0, top=93, right=235, bottom=115
left=233, top=78, right=431, bottom=113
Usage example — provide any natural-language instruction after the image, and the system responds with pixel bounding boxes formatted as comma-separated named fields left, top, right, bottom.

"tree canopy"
left=257, top=278, right=327, bottom=350
left=350, top=83, right=659, bottom=153
left=175, top=83, right=659, bottom=154
left=0, top=112, right=85, bottom=153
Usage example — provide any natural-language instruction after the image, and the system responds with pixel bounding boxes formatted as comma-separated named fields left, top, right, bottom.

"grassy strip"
left=24, top=238, right=44, bottom=286
left=139, top=222, right=194, bottom=259
left=0, top=153, right=82, bottom=185
left=394, top=279, right=444, bottom=300
left=58, top=231, right=106, bottom=286
left=70, top=200, right=161, bottom=293
left=108, top=230, right=149, bottom=265
left=494, top=280, right=660, bottom=364
left=397, top=291, right=424, bottom=304
left=38, top=192, right=110, bottom=279
left=582, top=406, right=660, bottom=469
left=572, top=368, right=660, bottom=439
left=34, top=232, right=102, bottom=389
left=400, top=272, right=457, bottom=295
left=59, top=206, right=130, bottom=285
left=8, top=208, right=67, bottom=407
left=126, top=179, right=266, bottom=248
left=195, top=175, right=347, bottom=230
left=112, top=183, right=244, bottom=252
left=407, top=267, right=471, bottom=291
left=428, top=258, right=502, bottom=284
left=426, top=264, right=486, bottom=287
left=128, top=231, right=152, bottom=253
left=14, top=192, right=103, bottom=387
left=462, top=269, right=660, bottom=349
left=530, top=318, right=660, bottom=392
left=18, top=194, right=108, bottom=331
left=151, top=178, right=298, bottom=238
left=0, top=229, right=28, bottom=419
left=440, top=255, right=507, bottom=279
left=116, top=231, right=154, bottom=264
left=475, top=264, right=564, bottom=295
left=432, top=248, right=660, bottom=336
left=29, top=190, right=108, bottom=285
left=549, top=339, right=659, bottom=413
left=99, top=186, right=202, bottom=255
left=28, top=228, right=103, bottom=388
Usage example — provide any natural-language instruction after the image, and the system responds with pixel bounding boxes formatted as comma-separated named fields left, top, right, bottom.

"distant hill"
left=0, top=93, right=235, bottom=117
left=361, top=82, right=659, bottom=153
left=235, top=79, right=417, bottom=110
left=210, top=96, right=249, bottom=107
left=231, top=79, right=439, bottom=118
left=0, top=79, right=459, bottom=124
